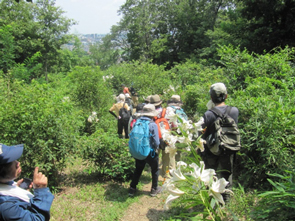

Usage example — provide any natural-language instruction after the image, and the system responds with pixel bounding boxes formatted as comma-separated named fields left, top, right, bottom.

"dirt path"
left=120, top=178, right=168, bottom=221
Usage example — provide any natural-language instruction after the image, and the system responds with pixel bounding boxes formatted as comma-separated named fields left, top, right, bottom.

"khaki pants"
left=131, top=95, right=138, bottom=107
left=160, top=148, right=178, bottom=177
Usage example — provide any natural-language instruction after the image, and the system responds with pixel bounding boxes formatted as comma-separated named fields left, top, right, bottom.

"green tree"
left=0, top=25, right=15, bottom=73
left=0, top=0, right=76, bottom=80
left=36, top=0, right=76, bottom=81
left=114, top=0, right=231, bottom=66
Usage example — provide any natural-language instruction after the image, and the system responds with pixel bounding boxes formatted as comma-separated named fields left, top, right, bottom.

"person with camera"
left=0, top=144, right=54, bottom=221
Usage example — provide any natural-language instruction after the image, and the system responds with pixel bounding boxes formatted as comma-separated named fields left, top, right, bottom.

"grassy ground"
left=50, top=157, right=168, bottom=221
left=50, top=158, right=140, bottom=220
left=50, top=157, right=257, bottom=221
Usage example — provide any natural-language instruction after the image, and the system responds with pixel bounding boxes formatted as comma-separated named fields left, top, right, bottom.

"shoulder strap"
left=210, top=106, right=229, bottom=118
left=161, top=108, right=166, bottom=118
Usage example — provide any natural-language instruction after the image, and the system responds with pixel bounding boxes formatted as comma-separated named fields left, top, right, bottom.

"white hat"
left=117, top=94, right=125, bottom=102
left=167, top=95, right=183, bottom=107
left=141, top=104, right=157, bottom=117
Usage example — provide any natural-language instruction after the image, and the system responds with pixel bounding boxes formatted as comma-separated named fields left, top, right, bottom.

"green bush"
left=104, top=61, right=173, bottom=101
left=80, top=130, right=135, bottom=181
left=0, top=77, right=84, bottom=186
left=252, top=171, right=295, bottom=220
left=219, top=46, right=295, bottom=189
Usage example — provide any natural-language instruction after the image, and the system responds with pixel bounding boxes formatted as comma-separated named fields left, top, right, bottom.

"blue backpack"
left=171, top=106, right=188, bottom=121
left=128, top=119, right=154, bottom=160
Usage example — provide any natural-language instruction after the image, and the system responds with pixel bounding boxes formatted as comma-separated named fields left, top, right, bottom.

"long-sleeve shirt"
left=0, top=182, right=54, bottom=221
left=140, top=116, right=160, bottom=150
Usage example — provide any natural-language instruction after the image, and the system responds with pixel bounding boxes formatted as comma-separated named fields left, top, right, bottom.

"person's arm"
left=0, top=167, right=54, bottom=221
left=149, top=122, right=160, bottom=149
left=109, top=111, right=118, bottom=119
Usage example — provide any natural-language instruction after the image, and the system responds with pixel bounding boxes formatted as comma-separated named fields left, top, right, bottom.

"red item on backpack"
left=154, top=108, right=170, bottom=139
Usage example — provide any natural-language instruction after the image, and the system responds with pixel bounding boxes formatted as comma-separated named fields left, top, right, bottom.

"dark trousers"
left=118, top=119, right=129, bottom=139
left=130, top=153, right=159, bottom=190
left=201, top=147, right=234, bottom=188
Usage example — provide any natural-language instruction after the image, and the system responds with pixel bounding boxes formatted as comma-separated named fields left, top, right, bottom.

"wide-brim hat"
left=0, top=144, right=24, bottom=165
left=141, top=104, right=158, bottom=117
left=149, top=95, right=163, bottom=106
left=167, top=95, right=183, bottom=107
left=117, top=93, right=125, bottom=102
left=144, top=95, right=152, bottom=103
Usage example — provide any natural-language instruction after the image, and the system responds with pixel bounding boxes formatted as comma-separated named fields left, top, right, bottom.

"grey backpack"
left=206, top=107, right=241, bottom=155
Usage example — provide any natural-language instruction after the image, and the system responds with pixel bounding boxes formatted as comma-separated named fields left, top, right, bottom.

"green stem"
left=200, top=190, right=215, bottom=221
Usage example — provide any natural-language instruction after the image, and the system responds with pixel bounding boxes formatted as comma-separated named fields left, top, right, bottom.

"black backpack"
left=130, top=86, right=136, bottom=96
left=206, top=107, right=241, bottom=155
left=119, top=102, right=130, bottom=121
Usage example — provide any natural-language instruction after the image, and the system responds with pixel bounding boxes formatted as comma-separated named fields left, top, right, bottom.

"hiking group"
left=110, top=82, right=240, bottom=200
left=0, top=82, right=240, bottom=220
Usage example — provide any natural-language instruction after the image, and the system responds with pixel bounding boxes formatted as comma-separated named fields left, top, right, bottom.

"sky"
left=55, top=0, right=126, bottom=35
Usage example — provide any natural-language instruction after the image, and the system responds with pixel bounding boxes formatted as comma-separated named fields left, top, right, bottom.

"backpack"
left=206, top=107, right=241, bottom=155
left=119, top=102, right=130, bottom=121
left=130, top=86, right=136, bottom=96
left=154, top=108, right=170, bottom=150
left=128, top=119, right=154, bottom=160
left=170, top=106, right=188, bottom=121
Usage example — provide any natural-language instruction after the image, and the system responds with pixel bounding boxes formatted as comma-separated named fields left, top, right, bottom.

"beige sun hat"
left=141, top=104, right=158, bottom=117
left=167, top=95, right=183, bottom=106
left=149, top=94, right=163, bottom=106
left=117, top=94, right=125, bottom=102
left=144, top=95, right=152, bottom=103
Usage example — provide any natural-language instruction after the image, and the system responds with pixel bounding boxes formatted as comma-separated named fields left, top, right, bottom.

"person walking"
left=128, top=104, right=161, bottom=197
left=109, top=94, right=130, bottom=139
left=201, top=83, right=239, bottom=202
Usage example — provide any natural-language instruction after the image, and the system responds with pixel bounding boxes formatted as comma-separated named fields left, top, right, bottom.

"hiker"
left=129, top=85, right=138, bottom=108
left=121, top=84, right=131, bottom=95
left=149, top=95, right=171, bottom=178
left=109, top=94, right=130, bottom=139
left=201, top=83, right=239, bottom=201
left=164, top=95, right=188, bottom=171
left=0, top=144, right=54, bottom=220
left=128, top=104, right=161, bottom=197
left=128, top=103, right=145, bottom=134
left=125, top=93, right=133, bottom=114
left=144, top=95, right=152, bottom=104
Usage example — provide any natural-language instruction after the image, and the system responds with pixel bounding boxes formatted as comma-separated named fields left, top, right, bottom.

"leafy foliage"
left=79, top=130, right=134, bottom=181
left=0, top=77, right=84, bottom=186
left=218, top=46, right=295, bottom=189
left=253, top=171, right=295, bottom=220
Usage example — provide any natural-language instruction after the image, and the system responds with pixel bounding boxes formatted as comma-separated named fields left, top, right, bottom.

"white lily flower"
left=167, top=184, right=185, bottom=196
left=177, top=133, right=194, bottom=146
left=192, top=117, right=204, bottom=135
left=167, top=112, right=179, bottom=126
left=180, top=120, right=193, bottom=131
left=189, top=162, right=216, bottom=185
left=196, top=138, right=206, bottom=152
left=210, top=178, right=232, bottom=205
left=176, top=161, right=187, bottom=168
left=165, top=146, right=177, bottom=157
left=164, top=194, right=180, bottom=210
left=170, top=162, right=187, bottom=181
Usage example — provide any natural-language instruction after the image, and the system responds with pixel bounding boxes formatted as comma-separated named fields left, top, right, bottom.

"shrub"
left=79, top=130, right=134, bottom=181
left=0, top=77, right=84, bottom=186
left=252, top=171, right=295, bottom=220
